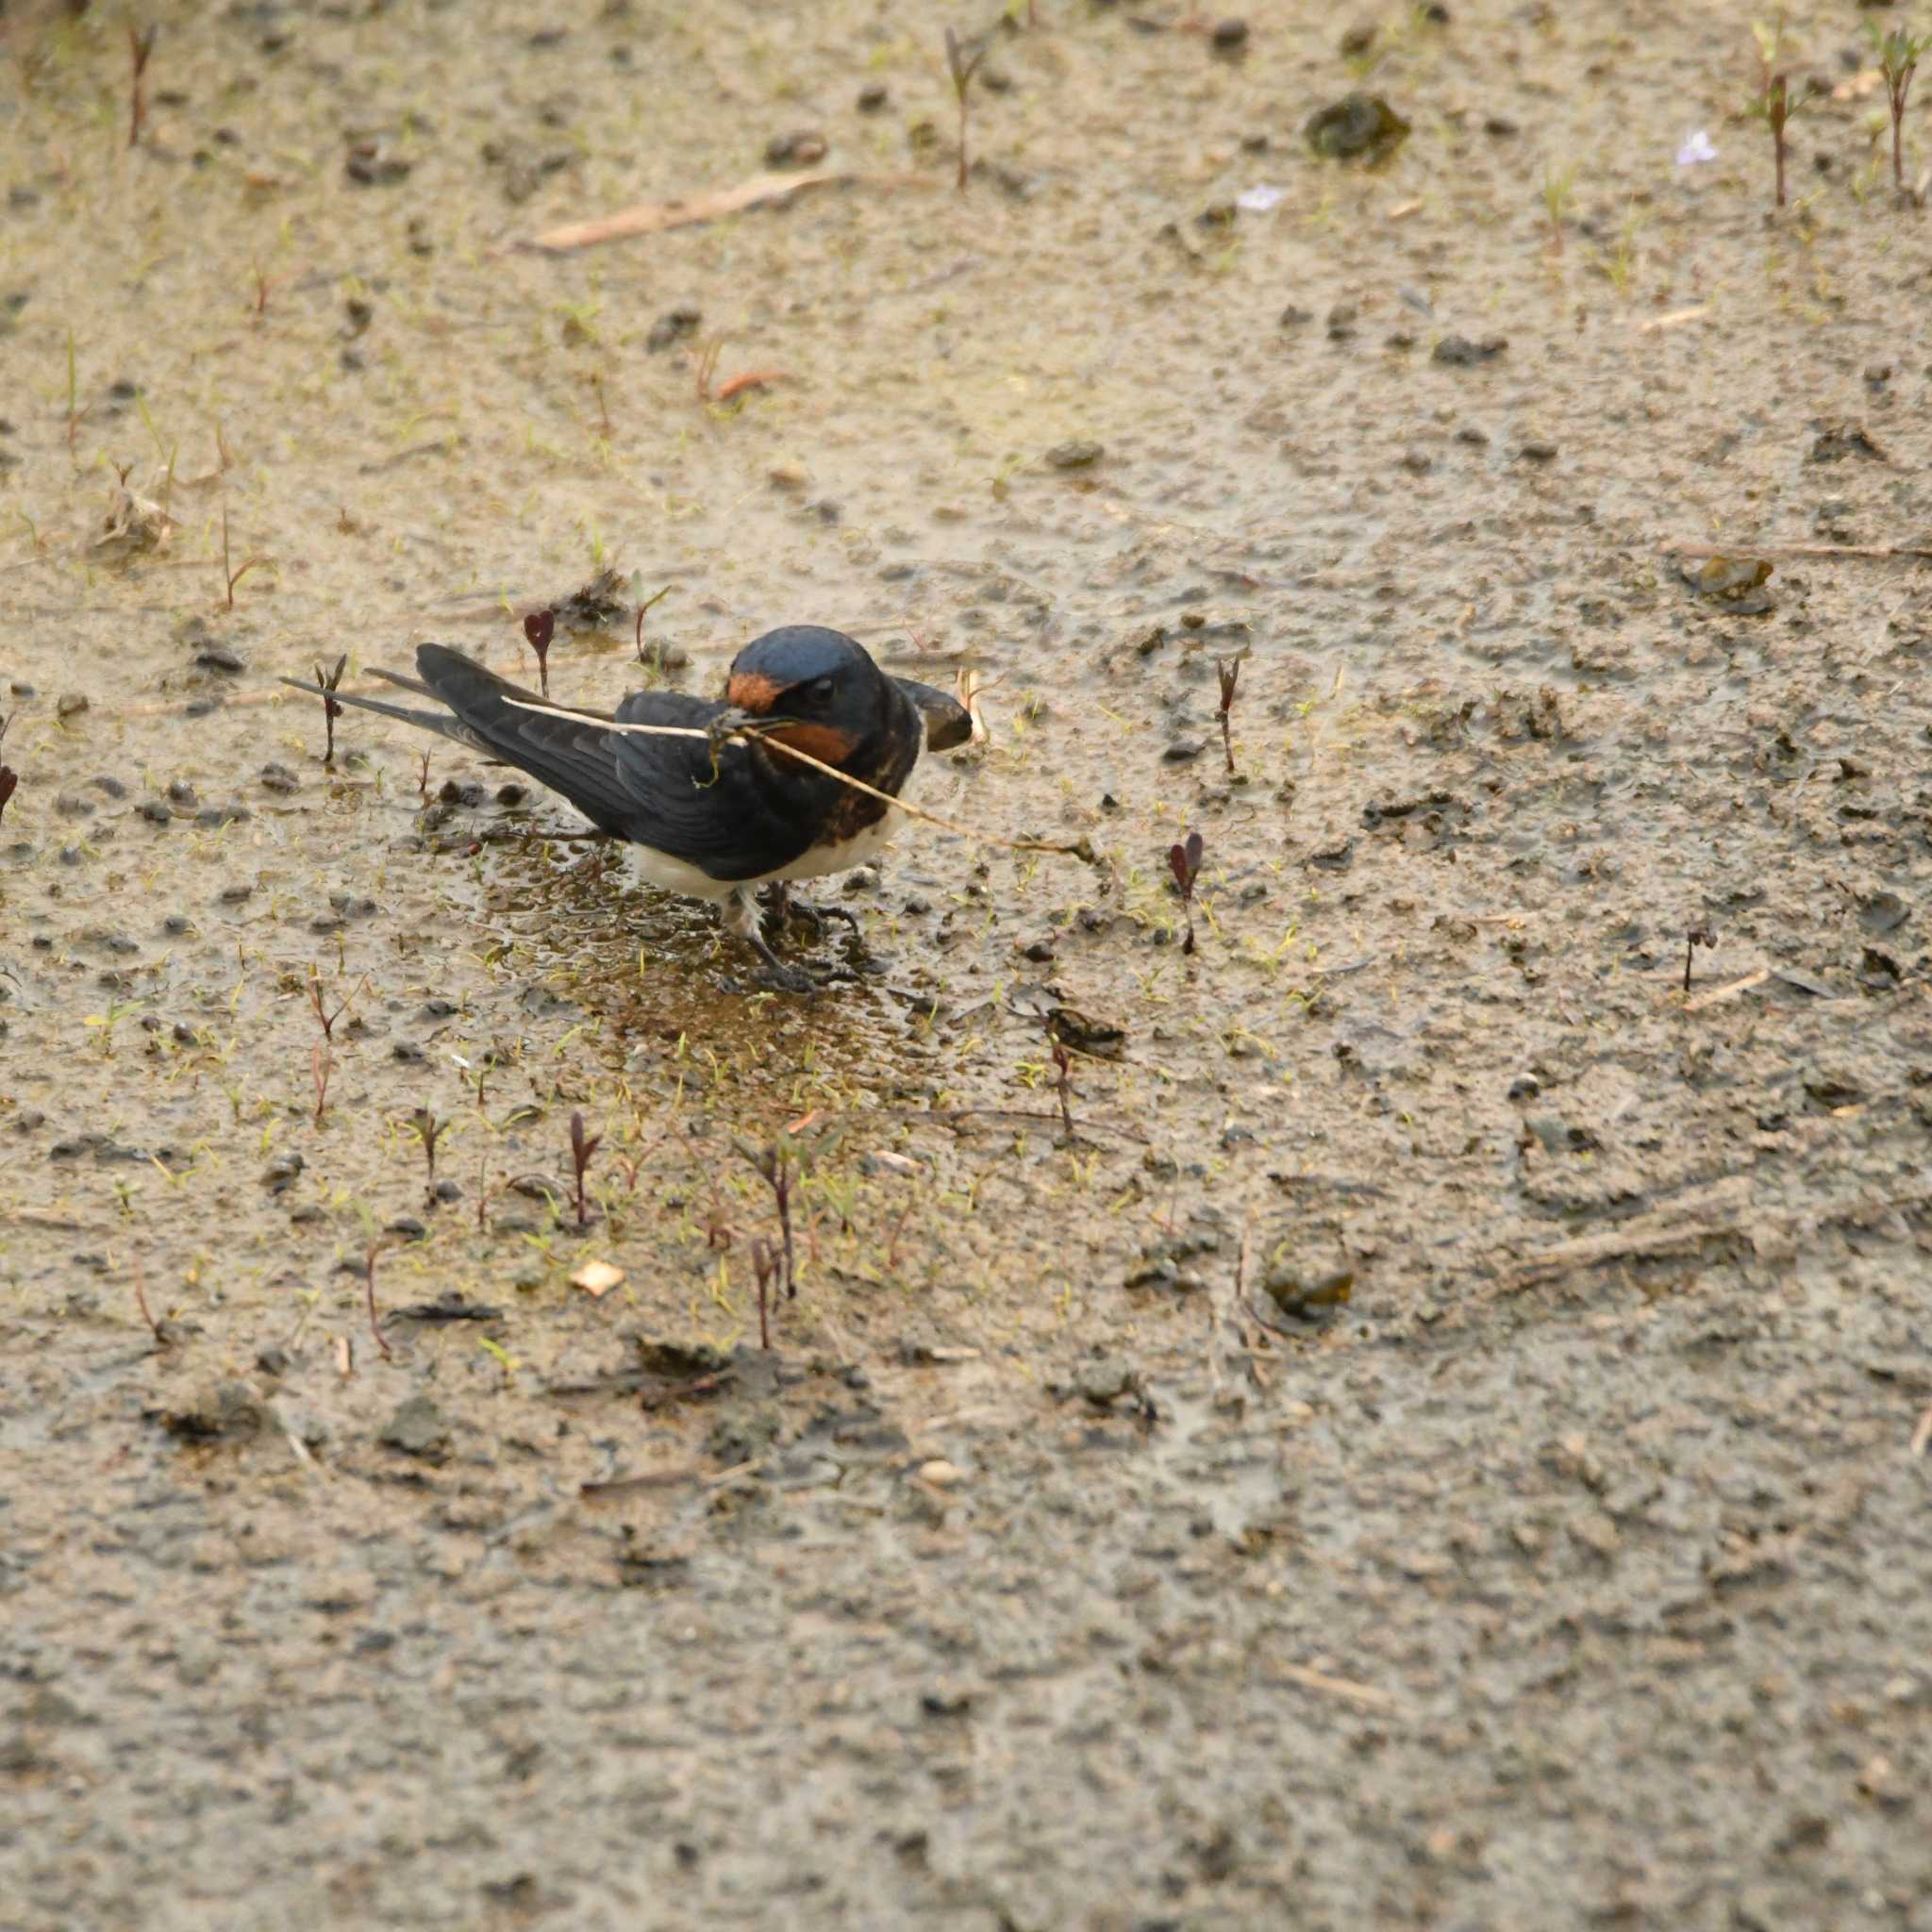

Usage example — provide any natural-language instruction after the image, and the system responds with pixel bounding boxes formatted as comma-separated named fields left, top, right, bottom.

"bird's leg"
left=764, top=880, right=862, bottom=940
left=723, top=887, right=819, bottom=994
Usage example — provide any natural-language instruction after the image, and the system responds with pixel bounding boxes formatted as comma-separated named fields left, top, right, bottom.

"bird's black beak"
left=714, top=706, right=804, bottom=739
left=894, top=677, right=974, bottom=754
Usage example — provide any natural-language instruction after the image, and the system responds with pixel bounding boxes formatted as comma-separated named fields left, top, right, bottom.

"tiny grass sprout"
left=1541, top=162, right=1576, bottom=252
left=409, top=1107, right=447, bottom=1207
left=694, top=339, right=724, bottom=405
left=310, top=1040, right=333, bottom=1124
left=86, top=999, right=141, bottom=1058
left=1168, top=830, right=1205, bottom=956
left=1867, top=18, right=1930, bottom=195
left=127, top=25, right=157, bottom=148
left=219, top=506, right=271, bottom=609
left=1214, top=651, right=1246, bottom=776
left=523, top=608, right=556, bottom=696
left=1684, top=924, right=1718, bottom=994
left=65, top=330, right=90, bottom=455
left=944, top=25, right=993, bottom=192
left=312, top=652, right=347, bottom=767
left=568, top=1109, right=602, bottom=1229
left=416, top=746, right=432, bottom=804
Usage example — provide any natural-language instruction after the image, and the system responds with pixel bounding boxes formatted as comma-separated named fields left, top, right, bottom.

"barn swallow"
left=282, top=627, right=970, bottom=990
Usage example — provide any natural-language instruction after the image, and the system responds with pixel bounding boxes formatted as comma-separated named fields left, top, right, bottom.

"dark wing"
left=608, top=688, right=826, bottom=878
left=411, top=644, right=761, bottom=858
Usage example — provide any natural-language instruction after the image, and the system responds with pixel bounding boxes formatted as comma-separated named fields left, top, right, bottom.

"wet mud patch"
left=5, top=0, right=1932, bottom=1925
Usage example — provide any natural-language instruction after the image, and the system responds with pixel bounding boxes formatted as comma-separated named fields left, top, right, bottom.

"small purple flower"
left=1675, top=129, right=1718, bottom=167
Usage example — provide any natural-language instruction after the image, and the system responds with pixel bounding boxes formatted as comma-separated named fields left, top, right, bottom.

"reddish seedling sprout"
left=751, top=1235, right=781, bottom=1351
left=568, top=1110, right=602, bottom=1230
left=749, top=1140, right=798, bottom=1299
left=409, top=1108, right=447, bottom=1208
left=365, top=1241, right=392, bottom=1359
left=1045, top=1020, right=1076, bottom=1142
left=523, top=608, right=556, bottom=696
left=312, top=652, right=347, bottom=768
left=1748, top=21, right=1807, bottom=210
left=310, top=1041, right=333, bottom=1124
left=1684, top=924, right=1718, bottom=995
left=944, top=25, right=992, bottom=192
left=634, top=582, right=674, bottom=668
left=0, top=711, right=17, bottom=829
left=219, top=505, right=271, bottom=609
left=128, top=25, right=157, bottom=148
left=1214, top=652, right=1245, bottom=776
left=1868, top=20, right=1929, bottom=196
left=1168, top=830, right=1205, bottom=956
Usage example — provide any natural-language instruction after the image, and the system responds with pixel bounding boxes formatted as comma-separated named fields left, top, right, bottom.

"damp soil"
left=3, top=4, right=1932, bottom=1928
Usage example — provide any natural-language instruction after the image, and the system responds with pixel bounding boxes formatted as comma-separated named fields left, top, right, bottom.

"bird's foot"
left=743, top=933, right=825, bottom=995
left=764, top=883, right=863, bottom=941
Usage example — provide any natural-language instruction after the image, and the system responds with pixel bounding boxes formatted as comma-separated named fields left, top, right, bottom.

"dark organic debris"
left=1046, top=1007, right=1126, bottom=1059
left=1809, top=423, right=1888, bottom=464
left=391, top=1291, right=503, bottom=1324
left=646, top=305, right=702, bottom=352
left=558, top=566, right=628, bottom=627
left=765, top=129, right=827, bottom=169
left=1306, top=93, right=1410, bottom=164
left=344, top=138, right=411, bottom=187
left=381, top=1394, right=451, bottom=1461
left=1433, top=333, right=1507, bottom=366
left=155, top=1382, right=268, bottom=1442
left=1260, top=1259, right=1356, bottom=1323
left=1045, top=439, right=1104, bottom=471
left=1677, top=554, right=1774, bottom=615
left=0, top=710, right=15, bottom=828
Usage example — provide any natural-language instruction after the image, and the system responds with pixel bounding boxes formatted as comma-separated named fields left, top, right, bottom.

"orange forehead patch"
left=726, top=670, right=786, bottom=713
left=761, top=722, right=855, bottom=769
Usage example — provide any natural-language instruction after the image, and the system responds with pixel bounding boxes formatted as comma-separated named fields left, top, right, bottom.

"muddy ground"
left=3, top=1, right=1932, bottom=1926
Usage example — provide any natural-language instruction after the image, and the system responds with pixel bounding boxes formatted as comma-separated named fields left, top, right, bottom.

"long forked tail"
left=276, top=672, right=481, bottom=749
left=284, top=645, right=639, bottom=832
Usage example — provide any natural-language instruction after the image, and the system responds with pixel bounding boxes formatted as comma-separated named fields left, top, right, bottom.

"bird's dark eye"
left=808, top=676, right=836, bottom=705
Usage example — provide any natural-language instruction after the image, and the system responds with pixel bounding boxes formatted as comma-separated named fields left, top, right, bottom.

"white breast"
left=609, top=799, right=907, bottom=901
